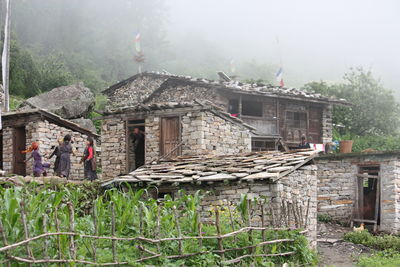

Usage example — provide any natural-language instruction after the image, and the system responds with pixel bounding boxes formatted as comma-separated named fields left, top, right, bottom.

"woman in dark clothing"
left=59, top=134, right=73, bottom=178
left=83, top=137, right=97, bottom=180
left=49, top=138, right=63, bottom=176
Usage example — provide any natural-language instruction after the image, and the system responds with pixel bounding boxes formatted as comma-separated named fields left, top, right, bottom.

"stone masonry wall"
left=107, top=75, right=168, bottom=108
left=315, top=153, right=400, bottom=234
left=145, top=109, right=251, bottom=163
left=101, top=117, right=126, bottom=180
left=2, top=120, right=94, bottom=180
left=150, top=166, right=318, bottom=247
left=25, top=120, right=90, bottom=179
left=2, top=127, right=13, bottom=173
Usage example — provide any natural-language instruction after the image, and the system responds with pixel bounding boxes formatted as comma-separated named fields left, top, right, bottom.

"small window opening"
left=286, top=111, right=307, bottom=128
left=228, top=99, right=239, bottom=115
left=242, top=100, right=262, bottom=117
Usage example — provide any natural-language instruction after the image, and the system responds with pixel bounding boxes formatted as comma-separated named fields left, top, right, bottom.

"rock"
left=19, top=83, right=95, bottom=119
left=71, top=117, right=97, bottom=133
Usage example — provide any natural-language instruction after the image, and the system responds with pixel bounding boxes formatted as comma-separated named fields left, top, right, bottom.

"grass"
left=344, top=230, right=400, bottom=251
left=357, top=250, right=400, bottom=267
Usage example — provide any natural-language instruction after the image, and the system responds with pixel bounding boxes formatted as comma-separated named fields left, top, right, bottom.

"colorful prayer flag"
left=276, top=67, right=284, bottom=87
left=134, top=33, right=141, bottom=53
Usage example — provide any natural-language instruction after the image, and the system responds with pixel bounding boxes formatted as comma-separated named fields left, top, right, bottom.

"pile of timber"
left=102, top=149, right=318, bottom=187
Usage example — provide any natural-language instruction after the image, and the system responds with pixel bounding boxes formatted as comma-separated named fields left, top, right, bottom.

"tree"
left=303, top=68, right=400, bottom=136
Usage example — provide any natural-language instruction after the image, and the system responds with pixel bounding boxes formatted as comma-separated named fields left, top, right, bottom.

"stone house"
left=101, top=101, right=254, bottom=180
left=315, top=151, right=400, bottom=234
left=1, top=109, right=99, bottom=179
left=102, top=150, right=319, bottom=247
left=103, top=72, right=349, bottom=150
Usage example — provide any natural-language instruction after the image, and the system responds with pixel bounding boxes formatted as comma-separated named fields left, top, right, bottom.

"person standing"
left=22, top=142, right=50, bottom=177
left=131, top=127, right=145, bottom=169
left=59, top=134, right=73, bottom=178
left=83, top=137, right=97, bottom=180
left=49, top=138, right=63, bottom=176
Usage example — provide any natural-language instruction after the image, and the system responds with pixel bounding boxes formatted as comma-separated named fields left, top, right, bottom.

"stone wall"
left=2, top=127, right=13, bottom=173
left=146, top=83, right=227, bottom=108
left=2, top=120, right=94, bottom=180
left=315, top=152, right=400, bottom=234
left=148, top=166, right=318, bottom=247
left=145, top=109, right=251, bottom=163
left=107, top=75, right=168, bottom=108
left=101, top=117, right=126, bottom=180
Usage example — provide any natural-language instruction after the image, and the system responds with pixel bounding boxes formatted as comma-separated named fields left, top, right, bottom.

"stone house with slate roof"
left=101, top=101, right=254, bottom=180
left=103, top=72, right=349, bottom=150
left=102, top=150, right=319, bottom=246
left=1, top=109, right=99, bottom=179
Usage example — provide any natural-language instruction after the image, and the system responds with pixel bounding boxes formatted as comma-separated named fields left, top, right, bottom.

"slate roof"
left=101, top=149, right=317, bottom=187
left=2, top=109, right=100, bottom=138
left=103, top=100, right=256, bottom=131
left=103, top=72, right=349, bottom=106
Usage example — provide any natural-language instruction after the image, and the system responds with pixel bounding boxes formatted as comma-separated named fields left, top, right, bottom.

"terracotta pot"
left=339, top=140, right=353, bottom=153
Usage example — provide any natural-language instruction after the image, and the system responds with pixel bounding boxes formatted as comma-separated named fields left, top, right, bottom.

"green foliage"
left=357, top=250, right=400, bottom=267
left=344, top=230, right=400, bottom=251
left=0, top=184, right=318, bottom=266
left=303, top=68, right=400, bottom=136
left=317, top=214, right=332, bottom=223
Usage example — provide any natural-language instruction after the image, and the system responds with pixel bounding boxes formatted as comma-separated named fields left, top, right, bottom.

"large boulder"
left=71, top=117, right=97, bottom=133
left=19, top=83, right=95, bottom=119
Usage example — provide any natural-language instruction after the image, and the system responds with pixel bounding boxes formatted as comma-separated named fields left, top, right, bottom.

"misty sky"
left=166, top=0, right=400, bottom=89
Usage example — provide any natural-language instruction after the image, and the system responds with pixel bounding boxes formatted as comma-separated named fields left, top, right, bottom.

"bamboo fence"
left=0, top=199, right=309, bottom=265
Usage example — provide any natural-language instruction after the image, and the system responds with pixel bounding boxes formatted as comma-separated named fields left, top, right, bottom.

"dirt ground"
left=317, top=223, right=372, bottom=267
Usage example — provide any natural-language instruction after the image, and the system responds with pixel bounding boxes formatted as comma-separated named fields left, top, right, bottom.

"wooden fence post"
left=261, top=202, right=266, bottom=253
left=156, top=204, right=161, bottom=253
left=0, top=217, right=11, bottom=267
left=54, top=207, right=63, bottom=265
left=197, top=209, right=203, bottom=248
left=215, top=207, right=224, bottom=262
left=92, top=203, right=98, bottom=263
left=20, top=201, right=33, bottom=266
left=42, top=214, right=49, bottom=267
left=111, top=202, right=117, bottom=263
left=247, top=199, right=254, bottom=255
left=173, top=206, right=183, bottom=255
left=67, top=202, right=76, bottom=261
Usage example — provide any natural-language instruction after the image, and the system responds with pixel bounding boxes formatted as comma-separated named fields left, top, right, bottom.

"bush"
left=344, top=230, right=400, bottom=251
left=317, top=214, right=332, bottom=223
left=357, top=250, right=400, bottom=267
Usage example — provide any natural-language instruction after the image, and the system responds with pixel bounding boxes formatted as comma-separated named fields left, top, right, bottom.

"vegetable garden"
left=0, top=183, right=317, bottom=266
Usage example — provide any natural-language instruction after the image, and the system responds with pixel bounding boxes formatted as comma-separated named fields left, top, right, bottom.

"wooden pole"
left=54, top=207, right=63, bottom=264
left=67, top=202, right=76, bottom=261
left=92, top=204, right=98, bottom=263
left=2, top=0, right=11, bottom=112
left=261, top=202, right=266, bottom=253
left=247, top=199, right=253, bottom=255
left=111, top=202, right=117, bottom=263
left=42, top=214, right=49, bottom=267
left=173, top=206, right=183, bottom=255
left=197, top=209, right=203, bottom=248
left=0, top=216, right=11, bottom=267
left=20, top=202, right=33, bottom=266
left=155, top=205, right=161, bottom=253
left=214, top=207, right=224, bottom=262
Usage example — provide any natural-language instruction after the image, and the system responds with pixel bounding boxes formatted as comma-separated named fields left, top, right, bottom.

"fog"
left=165, top=0, right=400, bottom=89
left=6, top=0, right=400, bottom=94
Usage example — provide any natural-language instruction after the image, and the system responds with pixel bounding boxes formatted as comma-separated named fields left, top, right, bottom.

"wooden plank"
left=356, top=174, right=379, bottom=179
left=373, top=175, right=380, bottom=232
left=242, top=172, right=279, bottom=180
left=353, top=219, right=377, bottom=224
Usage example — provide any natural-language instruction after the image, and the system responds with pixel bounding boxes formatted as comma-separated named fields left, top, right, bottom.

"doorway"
left=160, top=117, right=181, bottom=158
left=127, top=119, right=145, bottom=172
left=0, top=130, right=3, bottom=170
left=355, top=165, right=380, bottom=230
left=13, top=127, right=26, bottom=176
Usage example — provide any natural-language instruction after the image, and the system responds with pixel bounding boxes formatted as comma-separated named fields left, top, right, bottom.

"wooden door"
left=308, top=107, right=322, bottom=143
left=13, top=127, right=26, bottom=176
left=0, top=131, right=3, bottom=170
left=160, top=117, right=181, bottom=157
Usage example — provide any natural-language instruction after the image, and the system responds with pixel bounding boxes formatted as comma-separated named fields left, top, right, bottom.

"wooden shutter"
left=160, top=117, right=181, bottom=157
left=308, top=107, right=322, bottom=143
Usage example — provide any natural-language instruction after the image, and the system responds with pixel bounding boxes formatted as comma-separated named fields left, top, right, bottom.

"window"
left=286, top=111, right=307, bottom=128
left=242, top=100, right=263, bottom=117
left=228, top=99, right=239, bottom=114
